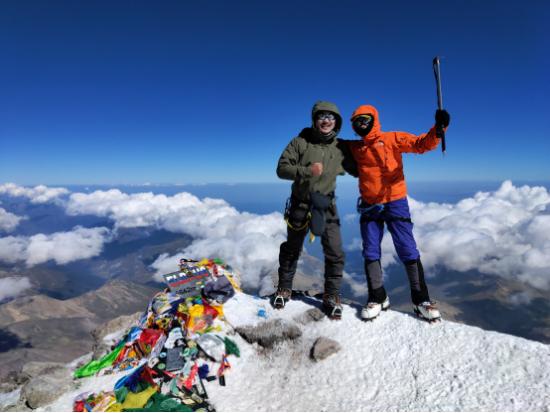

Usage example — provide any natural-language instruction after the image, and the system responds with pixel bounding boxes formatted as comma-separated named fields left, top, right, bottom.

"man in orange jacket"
left=347, top=105, right=450, bottom=322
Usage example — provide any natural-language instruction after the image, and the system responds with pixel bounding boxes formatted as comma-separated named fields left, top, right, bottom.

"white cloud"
left=343, top=271, right=368, bottom=297
left=0, top=276, right=32, bottom=301
left=0, top=226, right=111, bottom=266
left=0, top=237, right=28, bottom=264
left=343, top=213, right=358, bottom=224
left=0, top=207, right=25, bottom=232
left=345, top=237, right=362, bottom=252
left=412, top=181, right=550, bottom=289
left=7, top=181, right=550, bottom=291
left=509, top=291, right=532, bottom=306
left=66, top=189, right=287, bottom=290
left=0, top=183, right=69, bottom=204
left=149, top=212, right=286, bottom=292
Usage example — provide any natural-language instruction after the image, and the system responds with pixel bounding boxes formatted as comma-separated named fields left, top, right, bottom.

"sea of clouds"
left=65, top=189, right=286, bottom=292
left=0, top=226, right=111, bottom=266
left=345, top=181, right=550, bottom=289
left=0, top=181, right=549, bottom=300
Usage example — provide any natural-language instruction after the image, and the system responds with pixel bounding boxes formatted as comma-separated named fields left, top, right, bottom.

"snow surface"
left=0, top=388, right=21, bottom=410
left=41, top=292, right=550, bottom=412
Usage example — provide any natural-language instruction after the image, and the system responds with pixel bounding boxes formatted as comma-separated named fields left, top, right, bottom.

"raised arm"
left=394, top=109, right=450, bottom=154
left=393, top=127, right=440, bottom=154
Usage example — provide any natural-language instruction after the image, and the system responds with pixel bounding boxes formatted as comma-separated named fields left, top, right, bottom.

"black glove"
left=435, top=109, right=450, bottom=128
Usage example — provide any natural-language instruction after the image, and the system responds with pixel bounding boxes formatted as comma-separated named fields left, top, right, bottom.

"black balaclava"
left=352, top=114, right=374, bottom=137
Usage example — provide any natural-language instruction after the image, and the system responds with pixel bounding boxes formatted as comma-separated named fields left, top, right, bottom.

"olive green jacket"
left=277, top=128, right=357, bottom=201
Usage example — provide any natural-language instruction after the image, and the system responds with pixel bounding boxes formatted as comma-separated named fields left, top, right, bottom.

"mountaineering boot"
left=272, top=287, right=292, bottom=309
left=413, top=301, right=441, bottom=322
left=361, top=296, right=390, bottom=321
left=322, top=293, right=343, bottom=320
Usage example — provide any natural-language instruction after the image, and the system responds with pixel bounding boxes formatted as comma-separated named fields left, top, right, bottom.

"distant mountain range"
left=0, top=279, right=157, bottom=381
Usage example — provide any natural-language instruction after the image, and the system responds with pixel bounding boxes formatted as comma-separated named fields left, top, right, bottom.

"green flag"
left=74, top=341, right=126, bottom=378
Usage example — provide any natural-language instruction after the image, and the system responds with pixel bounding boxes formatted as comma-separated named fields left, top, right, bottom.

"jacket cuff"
left=297, top=165, right=312, bottom=178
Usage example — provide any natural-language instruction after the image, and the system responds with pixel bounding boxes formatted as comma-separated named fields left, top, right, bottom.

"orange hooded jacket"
left=348, top=105, right=441, bottom=204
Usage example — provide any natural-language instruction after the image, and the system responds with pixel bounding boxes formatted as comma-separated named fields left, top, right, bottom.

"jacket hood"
left=351, top=104, right=381, bottom=141
left=311, top=100, right=342, bottom=136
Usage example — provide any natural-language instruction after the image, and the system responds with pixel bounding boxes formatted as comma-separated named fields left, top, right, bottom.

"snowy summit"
left=209, top=293, right=550, bottom=411
left=37, top=291, right=550, bottom=412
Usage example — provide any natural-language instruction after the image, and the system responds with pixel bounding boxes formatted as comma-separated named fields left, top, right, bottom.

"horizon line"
left=3, top=179, right=550, bottom=188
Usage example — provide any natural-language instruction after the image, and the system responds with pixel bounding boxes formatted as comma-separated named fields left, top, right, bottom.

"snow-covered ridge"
left=39, top=292, right=550, bottom=412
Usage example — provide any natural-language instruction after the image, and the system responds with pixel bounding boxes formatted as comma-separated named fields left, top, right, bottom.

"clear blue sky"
left=1, top=0, right=549, bottom=185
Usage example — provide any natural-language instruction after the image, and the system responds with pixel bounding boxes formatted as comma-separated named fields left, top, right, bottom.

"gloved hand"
left=435, top=109, right=450, bottom=128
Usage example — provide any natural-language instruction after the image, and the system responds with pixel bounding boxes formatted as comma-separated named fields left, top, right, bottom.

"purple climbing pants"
left=359, top=197, right=420, bottom=262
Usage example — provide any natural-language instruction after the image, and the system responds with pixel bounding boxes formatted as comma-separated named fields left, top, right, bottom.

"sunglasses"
left=353, top=115, right=373, bottom=128
left=316, top=112, right=336, bottom=121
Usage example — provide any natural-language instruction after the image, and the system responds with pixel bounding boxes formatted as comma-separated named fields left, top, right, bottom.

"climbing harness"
left=284, top=197, right=311, bottom=231
left=357, top=197, right=412, bottom=224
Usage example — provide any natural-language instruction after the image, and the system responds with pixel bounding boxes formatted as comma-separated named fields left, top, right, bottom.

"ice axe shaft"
left=433, top=56, right=446, bottom=154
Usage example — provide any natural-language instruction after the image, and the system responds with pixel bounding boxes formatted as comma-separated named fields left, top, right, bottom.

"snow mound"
left=40, top=292, right=550, bottom=412
left=214, top=293, right=550, bottom=411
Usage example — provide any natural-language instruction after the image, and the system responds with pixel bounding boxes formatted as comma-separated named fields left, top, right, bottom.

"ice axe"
left=432, top=56, right=446, bottom=154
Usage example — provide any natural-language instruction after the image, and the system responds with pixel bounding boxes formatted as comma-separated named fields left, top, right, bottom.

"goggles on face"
left=316, top=112, right=336, bottom=122
left=352, top=115, right=373, bottom=128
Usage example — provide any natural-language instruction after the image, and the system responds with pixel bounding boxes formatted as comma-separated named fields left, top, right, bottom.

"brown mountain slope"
left=0, top=279, right=157, bottom=380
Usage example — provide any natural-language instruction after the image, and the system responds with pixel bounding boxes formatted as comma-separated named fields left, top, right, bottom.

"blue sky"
left=1, top=0, right=549, bottom=185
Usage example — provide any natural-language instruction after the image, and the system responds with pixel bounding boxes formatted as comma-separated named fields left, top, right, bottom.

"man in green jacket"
left=273, top=101, right=357, bottom=319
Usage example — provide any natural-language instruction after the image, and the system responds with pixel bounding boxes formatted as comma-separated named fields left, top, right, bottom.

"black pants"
left=277, top=200, right=344, bottom=296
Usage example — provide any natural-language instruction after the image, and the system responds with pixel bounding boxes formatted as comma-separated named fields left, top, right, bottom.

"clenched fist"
left=310, top=162, right=323, bottom=177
